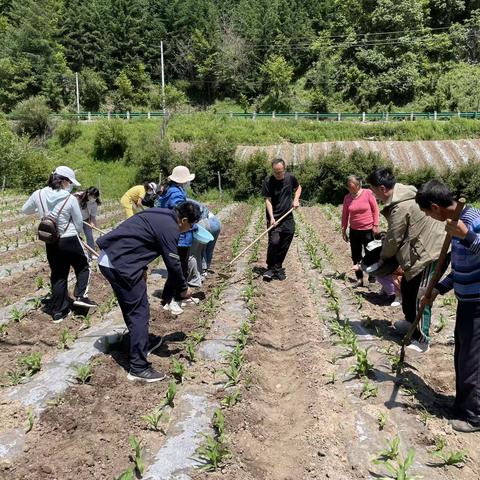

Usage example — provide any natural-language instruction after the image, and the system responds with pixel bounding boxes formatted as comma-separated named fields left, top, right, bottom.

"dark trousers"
left=46, top=235, right=90, bottom=316
left=100, top=265, right=150, bottom=373
left=454, top=301, right=480, bottom=426
left=349, top=229, right=373, bottom=279
left=266, top=216, right=295, bottom=270
left=162, top=246, right=189, bottom=303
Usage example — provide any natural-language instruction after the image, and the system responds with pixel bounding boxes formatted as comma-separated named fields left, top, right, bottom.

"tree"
left=260, top=54, right=294, bottom=112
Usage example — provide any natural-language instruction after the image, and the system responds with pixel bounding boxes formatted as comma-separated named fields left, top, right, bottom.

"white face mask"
left=65, top=184, right=73, bottom=193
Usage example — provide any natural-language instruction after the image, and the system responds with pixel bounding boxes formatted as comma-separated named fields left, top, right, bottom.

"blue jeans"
left=205, top=217, right=221, bottom=269
left=83, top=223, right=95, bottom=251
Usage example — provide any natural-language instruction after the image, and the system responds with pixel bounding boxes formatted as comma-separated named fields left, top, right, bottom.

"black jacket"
left=97, top=208, right=186, bottom=289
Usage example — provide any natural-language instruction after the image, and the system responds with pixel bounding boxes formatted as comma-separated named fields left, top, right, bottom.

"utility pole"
left=161, top=40, right=166, bottom=116
left=75, top=72, right=80, bottom=116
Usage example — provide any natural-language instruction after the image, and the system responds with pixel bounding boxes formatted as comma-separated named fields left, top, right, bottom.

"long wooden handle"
left=83, top=221, right=106, bottom=235
left=80, top=238, right=99, bottom=258
left=401, top=198, right=465, bottom=350
left=228, top=207, right=295, bottom=266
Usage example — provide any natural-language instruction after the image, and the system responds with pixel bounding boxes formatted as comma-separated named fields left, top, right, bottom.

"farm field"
left=0, top=197, right=478, bottom=480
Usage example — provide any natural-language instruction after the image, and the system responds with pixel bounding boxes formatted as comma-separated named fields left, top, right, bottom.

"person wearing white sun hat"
left=155, top=165, right=195, bottom=315
left=21, top=166, right=97, bottom=323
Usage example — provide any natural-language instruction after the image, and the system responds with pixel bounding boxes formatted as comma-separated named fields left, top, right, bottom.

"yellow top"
left=123, top=185, right=146, bottom=204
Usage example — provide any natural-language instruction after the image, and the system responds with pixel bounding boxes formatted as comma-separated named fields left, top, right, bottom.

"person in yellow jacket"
left=121, top=182, right=157, bottom=218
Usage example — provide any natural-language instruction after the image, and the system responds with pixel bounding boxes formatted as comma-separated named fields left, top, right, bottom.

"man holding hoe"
left=416, top=180, right=480, bottom=432
left=262, top=159, right=302, bottom=281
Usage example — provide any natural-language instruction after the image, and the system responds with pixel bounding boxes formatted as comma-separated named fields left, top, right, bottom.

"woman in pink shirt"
left=341, top=175, right=380, bottom=287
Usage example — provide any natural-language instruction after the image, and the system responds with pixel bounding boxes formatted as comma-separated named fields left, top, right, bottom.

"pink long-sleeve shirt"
left=341, top=189, right=379, bottom=231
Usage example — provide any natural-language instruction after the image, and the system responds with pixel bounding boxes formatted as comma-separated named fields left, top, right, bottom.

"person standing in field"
left=262, top=159, right=302, bottom=281
left=416, top=180, right=480, bottom=432
left=155, top=166, right=196, bottom=315
left=341, top=175, right=380, bottom=287
left=120, top=181, right=156, bottom=218
left=76, top=187, right=101, bottom=254
left=97, top=201, right=201, bottom=382
left=366, top=167, right=445, bottom=353
left=22, top=166, right=97, bottom=322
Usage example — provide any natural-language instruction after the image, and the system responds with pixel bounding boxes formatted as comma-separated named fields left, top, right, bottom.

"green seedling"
left=349, top=348, right=373, bottom=378
left=223, top=362, right=241, bottom=387
left=27, top=298, right=42, bottom=309
left=114, top=469, right=134, bottom=480
left=236, top=329, right=248, bottom=349
left=190, top=330, right=206, bottom=345
left=10, top=307, right=26, bottom=322
left=185, top=340, right=196, bottom=362
left=431, top=436, right=446, bottom=453
left=46, top=395, right=64, bottom=407
left=35, top=276, right=45, bottom=289
left=195, top=434, right=230, bottom=472
left=6, top=369, right=23, bottom=385
left=374, top=436, right=401, bottom=462
left=434, top=313, right=447, bottom=333
left=240, top=321, right=251, bottom=337
left=129, top=436, right=145, bottom=476
left=432, top=448, right=468, bottom=467
left=418, top=408, right=434, bottom=426
left=374, top=447, right=417, bottom=480
left=57, top=328, right=75, bottom=350
left=354, top=294, right=364, bottom=310
left=164, top=381, right=177, bottom=407
left=171, top=358, right=185, bottom=383
left=400, top=383, right=417, bottom=399
left=327, top=299, right=341, bottom=319
left=141, top=408, right=168, bottom=433
left=360, top=379, right=378, bottom=399
left=327, top=355, right=338, bottom=365
left=224, top=345, right=245, bottom=369
left=378, top=412, right=387, bottom=430
left=25, top=408, right=34, bottom=433
left=79, top=313, right=93, bottom=329
left=18, top=352, right=42, bottom=376
left=221, top=389, right=241, bottom=408
left=212, top=408, right=225, bottom=439
left=73, top=362, right=93, bottom=384
left=0, top=323, right=8, bottom=335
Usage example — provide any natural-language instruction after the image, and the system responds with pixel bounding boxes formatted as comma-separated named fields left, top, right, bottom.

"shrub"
left=234, top=152, right=269, bottom=199
left=189, top=140, right=236, bottom=192
left=55, top=120, right=81, bottom=147
left=12, top=96, right=51, bottom=138
left=445, top=160, right=480, bottom=200
left=80, top=68, right=107, bottom=112
left=148, top=84, right=188, bottom=111
left=93, top=120, right=128, bottom=160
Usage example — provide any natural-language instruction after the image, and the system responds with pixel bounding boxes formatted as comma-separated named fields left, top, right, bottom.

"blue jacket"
left=96, top=208, right=187, bottom=290
left=155, top=184, right=192, bottom=247
left=156, top=184, right=186, bottom=209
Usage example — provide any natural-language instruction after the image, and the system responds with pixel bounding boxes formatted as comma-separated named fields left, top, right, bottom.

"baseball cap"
left=53, top=166, right=81, bottom=186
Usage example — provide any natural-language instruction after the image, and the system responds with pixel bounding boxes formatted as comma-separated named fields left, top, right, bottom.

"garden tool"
left=218, top=207, right=295, bottom=279
left=398, top=198, right=465, bottom=371
left=80, top=238, right=99, bottom=258
left=83, top=221, right=106, bottom=235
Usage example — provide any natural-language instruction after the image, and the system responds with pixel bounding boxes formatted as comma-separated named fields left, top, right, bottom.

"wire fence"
left=7, top=110, right=480, bottom=122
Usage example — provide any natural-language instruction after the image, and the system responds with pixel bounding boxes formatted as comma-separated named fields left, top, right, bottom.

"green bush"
left=12, top=96, right=51, bottom=138
left=93, top=120, right=128, bottom=160
left=0, top=117, right=51, bottom=189
left=444, top=160, right=480, bottom=201
left=233, top=152, right=270, bottom=199
left=126, top=136, right=184, bottom=183
left=189, top=140, right=236, bottom=192
left=55, top=120, right=81, bottom=147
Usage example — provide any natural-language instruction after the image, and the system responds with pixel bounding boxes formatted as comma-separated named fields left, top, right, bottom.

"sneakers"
left=73, top=296, right=98, bottom=308
left=449, top=418, right=480, bottom=433
left=274, top=268, right=287, bottom=281
left=181, top=297, right=200, bottom=307
left=127, top=367, right=166, bottom=383
left=263, top=269, right=274, bottom=281
left=147, top=336, right=164, bottom=356
left=165, top=300, right=184, bottom=315
left=406, top=340, right=430, bottom=354
left=52, top=309, right=71, bottom=324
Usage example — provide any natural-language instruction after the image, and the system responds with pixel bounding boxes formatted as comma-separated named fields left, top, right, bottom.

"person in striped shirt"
left=416, top=179, right=480, bottom=433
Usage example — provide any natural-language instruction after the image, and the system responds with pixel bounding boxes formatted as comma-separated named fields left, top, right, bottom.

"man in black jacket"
left=97, top=201, right=201, bottom=382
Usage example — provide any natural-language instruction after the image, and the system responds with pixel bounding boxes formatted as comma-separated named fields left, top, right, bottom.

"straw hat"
left=168, top=166, right=195, bottom=184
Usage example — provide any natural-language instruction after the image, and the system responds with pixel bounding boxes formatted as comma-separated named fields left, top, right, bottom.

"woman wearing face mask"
left=22, top=166, right=98, bottom=323
left=155, top=166, right=195, bottom=315
left=76, top=187, right=101, bottom=254
left=121, top=181, right=156, bottom=218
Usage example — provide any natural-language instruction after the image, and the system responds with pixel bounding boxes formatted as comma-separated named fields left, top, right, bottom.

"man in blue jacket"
left=97, top=201, right=201, bottom=382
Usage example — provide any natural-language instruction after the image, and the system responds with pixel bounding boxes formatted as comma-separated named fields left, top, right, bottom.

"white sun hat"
left=54, top=166, right=81, bottom=186
left=168, top=166, right=195, bottom=184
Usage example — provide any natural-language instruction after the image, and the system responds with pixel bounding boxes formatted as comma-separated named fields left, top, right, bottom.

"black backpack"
left=37, top=193, right=71, bottom=244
